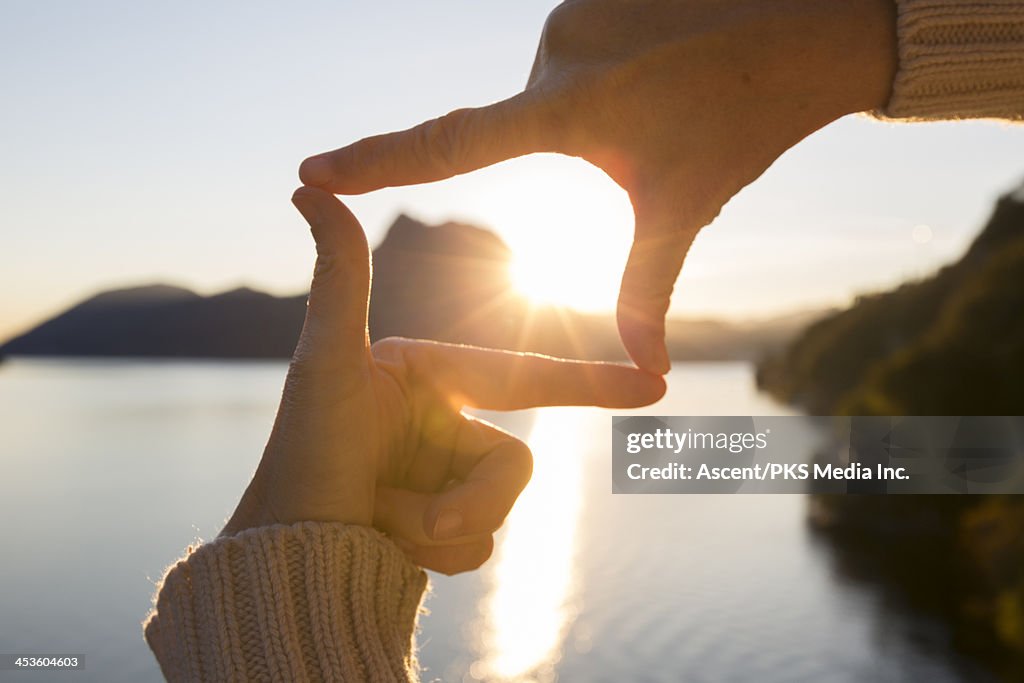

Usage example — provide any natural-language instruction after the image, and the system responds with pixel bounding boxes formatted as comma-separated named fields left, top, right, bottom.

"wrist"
left=220, top=476, right=275, bottom=537
left=681, top=0, right=898, bottom=137
left=220, top=452, right=377, bottom=538
left=797, top=0, right=898, bottom=117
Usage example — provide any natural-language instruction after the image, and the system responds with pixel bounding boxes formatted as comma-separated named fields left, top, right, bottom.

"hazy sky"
left=2, top=1, right=1024, bottom=341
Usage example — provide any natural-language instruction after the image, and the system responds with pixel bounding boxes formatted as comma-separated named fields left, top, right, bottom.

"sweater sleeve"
left=882, top=0, right=1024, bottom=120
left=143, top=522, right=428, bottom=683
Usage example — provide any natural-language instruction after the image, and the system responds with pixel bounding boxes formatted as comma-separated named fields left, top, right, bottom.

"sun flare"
left=483, top=156, right=635, bottom=312
left=510, top=251, right=622, bottom=311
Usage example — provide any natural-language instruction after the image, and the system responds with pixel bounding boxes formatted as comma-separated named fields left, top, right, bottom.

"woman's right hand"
left=298, top=0, right=897, bottom=375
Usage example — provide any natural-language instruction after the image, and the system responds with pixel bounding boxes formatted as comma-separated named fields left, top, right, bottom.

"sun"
left=510, top=250, right=620, bottom=311
left=485, top=155, right=635, bottom=312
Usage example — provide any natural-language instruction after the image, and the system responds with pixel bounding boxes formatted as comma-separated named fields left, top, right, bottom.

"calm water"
left=0, top=359, right=994, bottom=682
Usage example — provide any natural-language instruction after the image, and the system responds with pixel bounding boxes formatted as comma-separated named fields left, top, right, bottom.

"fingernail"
left=431, top=509, right=463, bottom=540
left=299, top=156, right=332, bottom=186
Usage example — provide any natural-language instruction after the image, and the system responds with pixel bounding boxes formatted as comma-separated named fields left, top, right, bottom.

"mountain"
left=0, top=214, right=819, bottom=361
left=368, top=214, right=517, bottom=345
left=0, top=284, right=308, bottom=359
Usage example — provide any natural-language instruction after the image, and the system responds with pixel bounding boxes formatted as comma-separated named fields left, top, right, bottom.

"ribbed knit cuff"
left=883, top=0, right=1024, bottom=119
left=143, top=523, right=428, bottom=682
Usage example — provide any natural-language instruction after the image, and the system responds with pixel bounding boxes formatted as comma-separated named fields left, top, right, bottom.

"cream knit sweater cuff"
left=884, top=0, right=1024, bottom=119
left=144, top=522, right=428, bottom=682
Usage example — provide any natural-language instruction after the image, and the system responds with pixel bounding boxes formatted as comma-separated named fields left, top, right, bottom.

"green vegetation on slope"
left=757, top=184, right=1024, bottom=679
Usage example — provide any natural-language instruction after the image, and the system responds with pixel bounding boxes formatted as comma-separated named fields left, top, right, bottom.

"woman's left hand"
left=222, top=187, right=665, bottom=574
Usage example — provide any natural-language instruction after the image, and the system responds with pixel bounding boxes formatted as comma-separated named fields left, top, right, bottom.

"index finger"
left=375, top=338, right=666, bottom=411
left=299, top=92, right=553, bottom=194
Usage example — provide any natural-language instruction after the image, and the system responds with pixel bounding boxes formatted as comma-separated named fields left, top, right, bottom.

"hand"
left=298, top=0, right=896, bottom=374
left=221, top=187, right=665, bottom=574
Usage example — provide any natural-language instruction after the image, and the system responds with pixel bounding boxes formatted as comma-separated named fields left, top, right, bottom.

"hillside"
left=0, top=285, right=307, bottom=359
left=756, top=181, right=1024, bottom=677
left=757, top=185, right=1024, bottom=414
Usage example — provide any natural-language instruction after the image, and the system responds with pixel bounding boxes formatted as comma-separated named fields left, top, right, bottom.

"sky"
left=2, top=0, right=1024, bottom=342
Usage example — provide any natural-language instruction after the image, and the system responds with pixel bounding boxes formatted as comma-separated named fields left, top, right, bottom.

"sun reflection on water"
left=472, top=408, right=589, bottom=682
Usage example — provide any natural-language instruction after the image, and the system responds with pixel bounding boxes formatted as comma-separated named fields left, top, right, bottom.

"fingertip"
left=640, top=371, right=668, bottom=403
left=620, top=323, right=671, bottom=375
left=291, top=186, right=360, bottom=230
left=291, top=187, right=322, bottom=229
left=291, top=185, right=332, bottom=208
left=299, top=155, right=333, bottom=187
left=651, top=344, right=671, bottom=376
left=611, top=367, right=666, bottom=407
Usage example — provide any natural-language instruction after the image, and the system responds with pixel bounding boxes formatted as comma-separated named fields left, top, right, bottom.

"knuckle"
left=417, top=111, right=470, bottom=173
left=279, top=355, right=324, bottom=409
left=370, top=337, right=430, bottom=394
left=435, top=555, right=463, bottom=577
left=617, top=287, right=673, bottom=324
left=524, top=86, right=575, bottom=150
left=399, top=341, right=436, bottom=383
left=479, top=538, right=496, bottom=565
left=371, top=335, right=410, bottom=359
left=634, top=278, right=676, bottom=303
left=511, top=441, right=535, bottom=487
left=618, top=290, right=673, bottom=322
left=284, top=350, right=321, bottom=387
left=436, top=539, right=494, bottom=576
left=312, top=252, right=338, bottom=276
left=542, top=0, right=585, bottom=52
left=620, top=264, right=677, bottom=302
left=468, top=539, right=494, bottom=571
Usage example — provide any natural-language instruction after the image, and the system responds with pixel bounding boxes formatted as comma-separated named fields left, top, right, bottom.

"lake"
left=0, top=359, right=995, bottom=682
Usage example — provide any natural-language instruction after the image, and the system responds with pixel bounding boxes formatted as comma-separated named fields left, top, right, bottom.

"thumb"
left=290, top=187, right=372, bottom=368
left=298, top=92, right=553, bottom=194
left=617, top=198, right=697, bottom=375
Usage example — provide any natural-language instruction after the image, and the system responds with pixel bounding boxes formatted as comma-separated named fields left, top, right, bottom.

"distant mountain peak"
left=1012, top=178, right=1024, bottom=203
left=379, top=213, right=511, bottom=260
left=215, top=286, right=269, bottom=300
left=78, top=284, right=199, bottom=309
left=388, top=213, right=429, bottom=235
